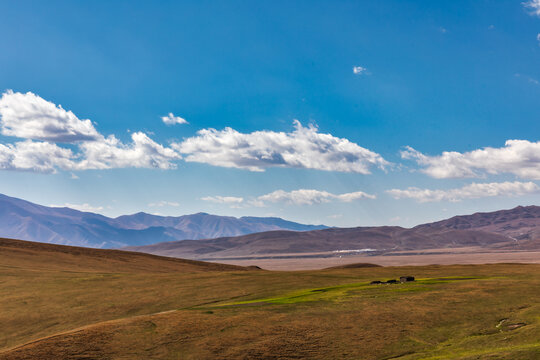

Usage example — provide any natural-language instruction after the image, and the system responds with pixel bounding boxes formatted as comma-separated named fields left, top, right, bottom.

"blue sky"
left=1, top=0, right=540, bottom=227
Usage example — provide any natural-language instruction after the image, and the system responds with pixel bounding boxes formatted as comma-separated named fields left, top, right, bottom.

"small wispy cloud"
left=161, top=112, right=188, bottom=125
left=387, top=181, right=540, bottom=203
left=50, top=203, right=104, bottom=212
left=258, top=189, right=375, bottom=206
left=201, top=195, right=244, bottom=205
left=439, top=26, right=448, bottom=33
left=515, top=73, right=540, bottom=85
left=70, top=172, right=79, bottom=179
left=353, top=66, right=368, bottom=75
left=201, top=188, right=375, bottom=208
left=148, top=200, right=180, bottom=207
left=523, top=0, right=540, bottom=16
left=514, top=73, right=540, bottom=85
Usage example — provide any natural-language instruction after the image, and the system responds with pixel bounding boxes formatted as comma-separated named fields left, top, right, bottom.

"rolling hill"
left=0, top=237, right=246, bottom=273
left=1, top=237, right=539, bottom=359
left=0, top=193, right=326, bottom=248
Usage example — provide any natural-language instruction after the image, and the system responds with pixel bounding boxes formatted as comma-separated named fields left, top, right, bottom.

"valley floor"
left=212, top=247, right=540, bottom=270
left=1, top=239, right=539, bottom=359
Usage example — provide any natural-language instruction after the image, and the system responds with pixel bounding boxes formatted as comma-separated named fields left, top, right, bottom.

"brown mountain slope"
left=124, top=226, right=513, bottom=260
left=125, top=205, right=540, bottom=260
left=0, top=238, right=246, bottom=272
left=415, top=205, right=540, bottom=249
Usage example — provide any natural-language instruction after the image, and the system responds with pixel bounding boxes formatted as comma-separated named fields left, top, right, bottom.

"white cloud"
left=353, top=66, right=367, bottom=75
left=201, top=189, right=375, bottom=207
left=175, top=121, right=388, bottom=173
left=0, top=90, right=100, bottom=142
left=257, top=189, right=375, bottom=205
left=402, top=140, right=540, bottom=180
left=50, top=203, right=104, bottom=213
left=0, top=91, right=391, bottom=175
left=387, top=181, right=540, bottom=203
left=0, top=90, right=182, bottom=173
left=0, top=140, right=77, bottom=173
left=161, top=112, right=188, bottom=125
left=201, top=195, right=244, bottom=204
left=70, top=172, right=79, bottom=179
left=515, top=73, right=540, bottom=85
left=524, top=0, right=540, bottom=16
left=0, top=91, right=387, bottom=175
left=76, top=132, right=180, bottom=170
left=148, top=200, right=180, bottom=207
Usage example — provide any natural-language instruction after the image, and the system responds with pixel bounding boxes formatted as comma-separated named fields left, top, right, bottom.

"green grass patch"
left=215, top=277, right=490, bottom=307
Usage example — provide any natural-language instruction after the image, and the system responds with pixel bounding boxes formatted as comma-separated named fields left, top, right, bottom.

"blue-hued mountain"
left=0, top=193, right=327, bottom=248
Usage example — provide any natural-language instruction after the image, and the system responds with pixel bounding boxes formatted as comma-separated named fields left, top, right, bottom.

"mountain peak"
left=0, top=194, right=327, bottom=248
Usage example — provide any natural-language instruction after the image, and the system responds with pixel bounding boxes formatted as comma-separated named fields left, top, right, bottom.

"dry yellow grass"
left=1, top=238, right=539, bottom=359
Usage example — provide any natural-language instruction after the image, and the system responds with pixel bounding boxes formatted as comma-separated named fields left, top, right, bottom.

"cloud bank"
left=0, top=90, right=100, bottom=142
left=258, top=189, right=376, bottom=205
left=402, top=140, right=540, bottom=180
left=387, top=181, right=539, bottom=202
left=76, top=132, right=180, bottom=170
left=175, top=120, right=388, bottom=173
left=0, top=91, right=388, bottom=176
left=0, top=91, right=180, bottom=172
left=202, top=189, right=376, bottom=207
left=0, top=140, right=77, bottom=172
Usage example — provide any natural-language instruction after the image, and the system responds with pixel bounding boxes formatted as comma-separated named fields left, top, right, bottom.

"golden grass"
left=1, top=238, right=539, bottom=359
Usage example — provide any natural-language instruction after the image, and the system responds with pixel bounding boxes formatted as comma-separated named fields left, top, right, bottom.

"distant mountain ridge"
left=125, top=226, right=511, bottom=261
left=0, top=193, right=327, bottom=248
left=2, top=193, right=539, bottom=255
left=125, top=205, right=540, bottom=260
left=124, top=226, right=513, bottom=260
left=414, top=205, right=540, bottom=250
left=414, top=205, right=540, bottom=238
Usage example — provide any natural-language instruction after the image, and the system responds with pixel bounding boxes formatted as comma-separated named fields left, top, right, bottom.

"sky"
left=1, top=0, right=540, bottom=227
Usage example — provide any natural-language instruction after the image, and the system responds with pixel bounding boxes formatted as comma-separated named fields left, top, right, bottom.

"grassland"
left=1, top=238, right=539, bottom=359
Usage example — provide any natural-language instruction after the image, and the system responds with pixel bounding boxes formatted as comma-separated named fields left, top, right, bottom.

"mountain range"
left=0, top=193, right=326, bottom=248
left=2, top=193, right=539, bottom=257
left=125, top=205, right=540, bottom=260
